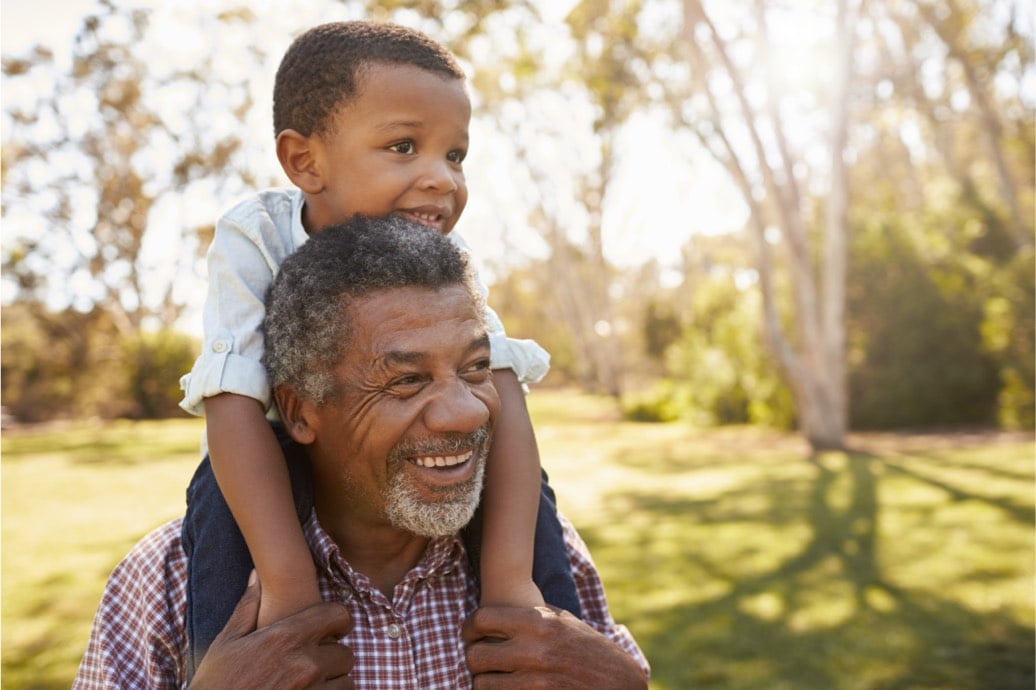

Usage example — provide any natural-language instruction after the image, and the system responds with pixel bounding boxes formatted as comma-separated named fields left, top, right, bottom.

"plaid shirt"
left=74, top=512, right=649, bottom=689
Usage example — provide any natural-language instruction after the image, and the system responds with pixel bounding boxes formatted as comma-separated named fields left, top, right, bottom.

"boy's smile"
left=294, top=62, right=471, bottom=235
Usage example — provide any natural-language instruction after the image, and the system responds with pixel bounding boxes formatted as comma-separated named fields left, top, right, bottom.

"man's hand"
left=463, top=606, right=649, bottom=690
left=190, top=573, right=355, bottom=689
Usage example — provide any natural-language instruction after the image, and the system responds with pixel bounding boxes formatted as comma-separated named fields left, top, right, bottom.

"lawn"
left=2, top=391, right=1034, bottom=689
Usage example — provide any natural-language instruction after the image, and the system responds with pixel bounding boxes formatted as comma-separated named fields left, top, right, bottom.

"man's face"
left=304, top=62, right=471, bottom=235
left=305, top=284, right=498, bottom=538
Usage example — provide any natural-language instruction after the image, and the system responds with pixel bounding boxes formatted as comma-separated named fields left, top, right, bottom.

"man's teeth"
left=411, top=451, right=472, bottom=468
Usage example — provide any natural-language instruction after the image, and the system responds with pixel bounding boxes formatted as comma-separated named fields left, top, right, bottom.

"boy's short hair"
left=273, top=20, right=465, bottom=139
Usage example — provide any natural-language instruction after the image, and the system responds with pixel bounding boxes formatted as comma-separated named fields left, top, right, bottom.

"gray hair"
left=263, top=214, right=482, bottom=402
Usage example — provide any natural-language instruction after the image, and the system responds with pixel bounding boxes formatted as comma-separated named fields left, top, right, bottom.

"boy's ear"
left=276, top=129, right=324, bottom=194
left=274, top=384, right=318, bottom=445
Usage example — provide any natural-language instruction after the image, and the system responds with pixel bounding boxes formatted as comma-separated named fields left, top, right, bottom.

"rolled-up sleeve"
left=179, top=206, right=290, bottom=416
left=486, top=315, right=551, bottom=384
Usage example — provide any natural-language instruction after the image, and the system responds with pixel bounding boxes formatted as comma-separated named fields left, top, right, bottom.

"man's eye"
left=462, top=358, right=492, bottom=381
left=389, top=141, right=415, bottom=154
left=387, top=372, right=427, bottom=394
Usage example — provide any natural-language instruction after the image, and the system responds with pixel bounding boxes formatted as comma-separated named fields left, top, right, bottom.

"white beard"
left=385, top=456, right=485, bottom=538
left=383, top=426, right=489, bottom=538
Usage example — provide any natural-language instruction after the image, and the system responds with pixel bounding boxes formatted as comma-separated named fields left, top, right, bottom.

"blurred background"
left=1, top=0, right=1033, bottom=688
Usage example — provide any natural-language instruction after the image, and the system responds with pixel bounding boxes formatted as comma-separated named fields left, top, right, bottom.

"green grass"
left=3, top=393, right=1034, bottom=689
left=2, top=418, right=206, bottom=688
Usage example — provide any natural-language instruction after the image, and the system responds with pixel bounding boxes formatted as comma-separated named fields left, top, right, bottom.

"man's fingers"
left=321, top=674, right=356, bottom=690
left=462, top=606, right=522, bottom=645
left=464, top=607, right=554, bottom=675
left=463, top=605, right=568, bottom=644
left=282, top=600, right=354, bottom=644
left=466, top=637, right=519, bottom=676
left=314, top=638, right=356, bottom=681
left=213, top=570, right=262, bottom=643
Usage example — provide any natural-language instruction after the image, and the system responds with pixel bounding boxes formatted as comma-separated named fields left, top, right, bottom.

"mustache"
left=388, top=425, right=491, bottom=462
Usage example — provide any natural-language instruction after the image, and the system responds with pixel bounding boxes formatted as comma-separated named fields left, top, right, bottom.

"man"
left=74, top=215, right=650, bottom=689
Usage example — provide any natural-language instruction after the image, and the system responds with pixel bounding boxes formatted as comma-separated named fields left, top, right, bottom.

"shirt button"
left=385, top=623, right=402, bottom=639
left=212, top=340, right=229, bottom=353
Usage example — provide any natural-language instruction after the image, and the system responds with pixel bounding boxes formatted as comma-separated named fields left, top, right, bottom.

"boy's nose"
left=419, top=159, right=460, bottom=193
left=422, top=378, right=490, bottom=434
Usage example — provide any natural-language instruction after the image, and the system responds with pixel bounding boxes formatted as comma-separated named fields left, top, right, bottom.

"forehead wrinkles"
left=329, top=285, right=482, bottom=389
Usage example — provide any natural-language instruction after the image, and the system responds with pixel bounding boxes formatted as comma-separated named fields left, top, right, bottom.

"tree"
left=2, top=2, right=270, bottom=335
left=653, top=0, right=859, bottom=449
left=860, top=0, right=1034, bottom=428
left=0, top=303, right=120, bottom=421
left=914, top=0, right=1033, bottom=249
left=457, top=1, right=643, bottom=397
left=847, top=220, right=1001, bottom=428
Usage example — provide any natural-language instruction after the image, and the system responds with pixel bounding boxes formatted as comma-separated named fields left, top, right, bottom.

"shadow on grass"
left=880, top=459, right=1033, bottom=525
left=581, top=447, right=1035, bottom=690
left=911, top=449, right=1036, bottom=483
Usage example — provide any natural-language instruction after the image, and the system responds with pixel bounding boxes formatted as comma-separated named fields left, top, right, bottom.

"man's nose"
left=423, top=378, right=489, bottom=433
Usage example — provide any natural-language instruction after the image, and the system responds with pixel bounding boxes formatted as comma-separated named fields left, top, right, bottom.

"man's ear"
left=274, top=384, right=318, bottom=445
left=276, top=129, right=324, bottom=194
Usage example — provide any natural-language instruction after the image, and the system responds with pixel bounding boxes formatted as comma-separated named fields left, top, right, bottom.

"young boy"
left=178, top=20, right=580, bottom=675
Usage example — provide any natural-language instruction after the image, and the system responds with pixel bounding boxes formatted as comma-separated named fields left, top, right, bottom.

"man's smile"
left=390, top=426, right=489, bottom=490
left=409, top=450, right=473, bottom=468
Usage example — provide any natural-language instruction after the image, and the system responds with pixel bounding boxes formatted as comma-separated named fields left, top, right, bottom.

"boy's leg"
left=181, top=425, right=313, bottom=681
left=461, top=470, right=582, bottom=619
left=531, top=470, right=582, bottom=618
left=182, top=454, right=252, bottom=680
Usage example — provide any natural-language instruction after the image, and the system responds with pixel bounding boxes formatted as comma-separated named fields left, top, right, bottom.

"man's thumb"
left=215, top=570, right=261, bottom=642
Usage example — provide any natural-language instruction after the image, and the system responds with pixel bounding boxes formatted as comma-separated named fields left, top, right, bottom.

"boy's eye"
left=447, top=149, right=466, bottom=164
left=389, top=141, right=415, bottom=154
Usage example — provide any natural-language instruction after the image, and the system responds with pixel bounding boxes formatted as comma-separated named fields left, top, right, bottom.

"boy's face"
left=303, top=62, right=470, bottom=235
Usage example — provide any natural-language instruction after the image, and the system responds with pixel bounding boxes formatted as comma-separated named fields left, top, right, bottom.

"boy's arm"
left=479, top=369, right=546, bottom=608
left=182, top=199, right=300, bottom=417
left=205, top=393, right=320, bottom=626
left=448, top=230, right=549, bottom=605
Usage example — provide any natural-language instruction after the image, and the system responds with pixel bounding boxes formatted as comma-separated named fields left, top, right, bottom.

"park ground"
left=2, top=390, right=1033, bottom=689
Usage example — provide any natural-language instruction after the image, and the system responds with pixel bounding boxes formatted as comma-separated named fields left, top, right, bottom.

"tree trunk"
left=582, top=132, right=623, bottom=397
left=680, top=0, right=854, bottom=451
